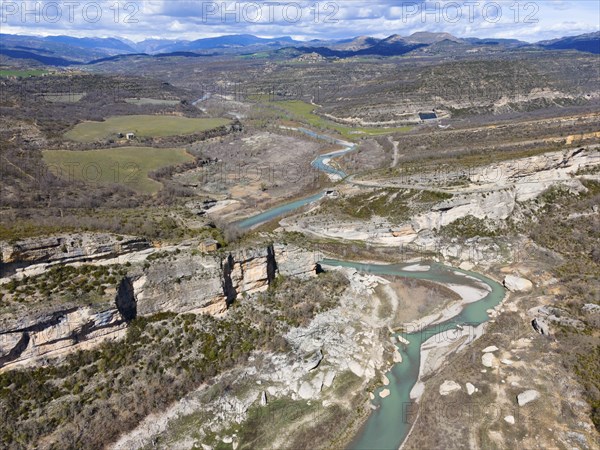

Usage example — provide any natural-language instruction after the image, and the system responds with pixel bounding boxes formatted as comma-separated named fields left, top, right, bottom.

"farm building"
left=199, top=239, right=219, bottom=253
left=126, top=132, right=136, bottom=140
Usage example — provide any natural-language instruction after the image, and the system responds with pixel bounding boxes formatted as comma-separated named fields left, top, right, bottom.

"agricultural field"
left=272, top=100, right=411, bottom=140
left=124, top=98, right=181, bottom=106
left=42, top=146, right=193, bottom=193
left=64, top=115, right=230, bottom=142
left=0, top=69, right=50, bottom=78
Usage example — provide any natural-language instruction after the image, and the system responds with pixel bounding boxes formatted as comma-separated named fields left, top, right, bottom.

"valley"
left=0, top=26, right=599, bottom=450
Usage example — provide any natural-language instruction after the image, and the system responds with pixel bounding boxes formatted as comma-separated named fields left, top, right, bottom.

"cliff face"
left=136, top=244, right=317, bottom=316
left=0, top=233, right=151, bottom=277
left=0, top=243, right=317, bottom=370
left=0, top=306, right=126, bottom=371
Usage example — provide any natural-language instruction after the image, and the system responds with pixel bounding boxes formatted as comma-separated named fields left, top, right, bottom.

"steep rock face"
left=221, top=253, right=238, bottom=308
left=135, top=244, right=316, bottom=316
left=0, top=307, right=126, bottom=371
left=0, top=233, right=150, bottom=277
left=0, top=244, right=316, bottom=370
left=116, top=277, right=137, bottom=322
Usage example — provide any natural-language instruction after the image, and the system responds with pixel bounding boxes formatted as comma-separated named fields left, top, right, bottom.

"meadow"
left=64, top=115, right=230, bottom=142
left=42, top=146, right=194, bottom=193
left=272, top=100, right=411, bottom=140
left=0, top=69, right=50, bottom=77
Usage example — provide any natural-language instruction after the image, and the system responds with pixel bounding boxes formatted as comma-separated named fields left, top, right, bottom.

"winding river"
left=235, top=127, right=505, bottom=449
left=321, top=260, right=505, bottom=450
left=235, top=128, right=356, bottom=229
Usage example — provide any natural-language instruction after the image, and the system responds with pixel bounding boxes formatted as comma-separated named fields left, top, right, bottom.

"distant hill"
left=1, top=31, right=599, bottom=67
left=405, top=31, right=464, bottom=44
left=44, top=36, right=136, bottom=53
left=538, top=31, right=600, bottom=54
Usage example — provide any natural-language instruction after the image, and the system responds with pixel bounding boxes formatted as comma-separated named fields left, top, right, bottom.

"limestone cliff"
left=0, top=233, right=150, bottom=277
left=0, top=243, right=316, bottom=370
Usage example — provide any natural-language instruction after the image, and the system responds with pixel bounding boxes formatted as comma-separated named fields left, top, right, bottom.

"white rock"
left=393, top=348, right=403, bottom=363
left=439, top=380, right=462, bottom=396
left=501, top=359, right=513, bottom=365
left=504, top=415, right=515, bottom=425
left=222, top=436, right=233, bottom=444
left=397, top=335, right=410, bottom=345
left=517, top=390, right=540, bottom=406
left=482, top=346, right=499, bottom=353
left=466, top=383, right=476, bottom=396
left=260, top=391, right=267, bottom=406
left=380, top=389, right=391, bottom=398
left=503, top=275, right=533, bottom=293
left=323, top=371, right=336, bottom=388
left=298, top=381, right=316, bottom=400
left=482, top=353, right=497, bottom=368
left=459, top=261, right=474, bottom=271
left=348, top=360, right=365, bottom=377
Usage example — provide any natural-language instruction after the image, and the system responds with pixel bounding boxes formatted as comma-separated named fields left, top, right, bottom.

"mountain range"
left=1, top=31, right=598, bottom=66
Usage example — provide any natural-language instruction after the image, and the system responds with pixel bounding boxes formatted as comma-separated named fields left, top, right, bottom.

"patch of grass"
left=323, top=188, right=452, bottom=224
left=0, top=264, right=127, bottom=312
left=124, top=98, right=181, bottom=106
left=64, top=115, right=230, bottom=142
left=439, top=215, right=500, bottom=239
left=43, top=146, right=194, bottom=193
left=0, top=69, right=49, bottom=78
left=271, top=100, right=411, bottom=141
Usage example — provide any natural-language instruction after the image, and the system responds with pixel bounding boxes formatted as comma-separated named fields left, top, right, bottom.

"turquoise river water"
left=234, top=128, right=506, bottom=449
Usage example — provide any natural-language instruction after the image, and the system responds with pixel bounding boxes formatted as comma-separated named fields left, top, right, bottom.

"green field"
left=43, top=146, right=194, bottom=193
left=124, top=98, right=181, bottom=106
left=64, top=115, right=230, bottom=142
left=272, top=100, right=411, bottom=140
left=0, top=69, right=50, bottom=78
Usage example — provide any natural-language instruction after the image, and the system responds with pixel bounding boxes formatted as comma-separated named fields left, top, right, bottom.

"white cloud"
left=0, top=0, right=597, bottom=42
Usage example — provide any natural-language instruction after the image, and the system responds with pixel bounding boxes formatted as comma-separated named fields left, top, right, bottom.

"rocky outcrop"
left=530, top=305, right=585, bottom=333
left=412, top=189, right=517, bottom=233
left=503, top=275, right=533, bottom=292
left=517, top=389, right=540, bottom=406
left=439, top=380, right=461, bottom=396
left=0, top=244, right=317, bottom=370
left=1, top=233, right=150, bottom=277
left=0, top=307, right=126, bottom=371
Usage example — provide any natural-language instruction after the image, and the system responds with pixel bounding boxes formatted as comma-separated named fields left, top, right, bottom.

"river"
left=320, top=259, right=505, bottom=450
left=235, top=128, right=356, bottom=229
left=234, top=127, right=505, bottom=449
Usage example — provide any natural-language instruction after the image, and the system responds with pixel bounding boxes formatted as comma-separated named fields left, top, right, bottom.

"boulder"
left=517, top=389, right=540, bottom=406
left=439, top=380, right=461, bottom=396
left=482, top=346, right=499, bottom=353
left=482, top=353, right=497, bottom=368
left=466, top=383, right=476, bottom=396
left=397, top=335, right=410, bottom=345
left=531, top=318, right=550, bottom=335
left=504, top=415, right=515, bottom=425
left=503, top=275, right=533, bottom=293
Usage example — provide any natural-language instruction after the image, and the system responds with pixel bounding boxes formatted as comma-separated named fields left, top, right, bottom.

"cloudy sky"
left=1, top=1, right=599, bottom=42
